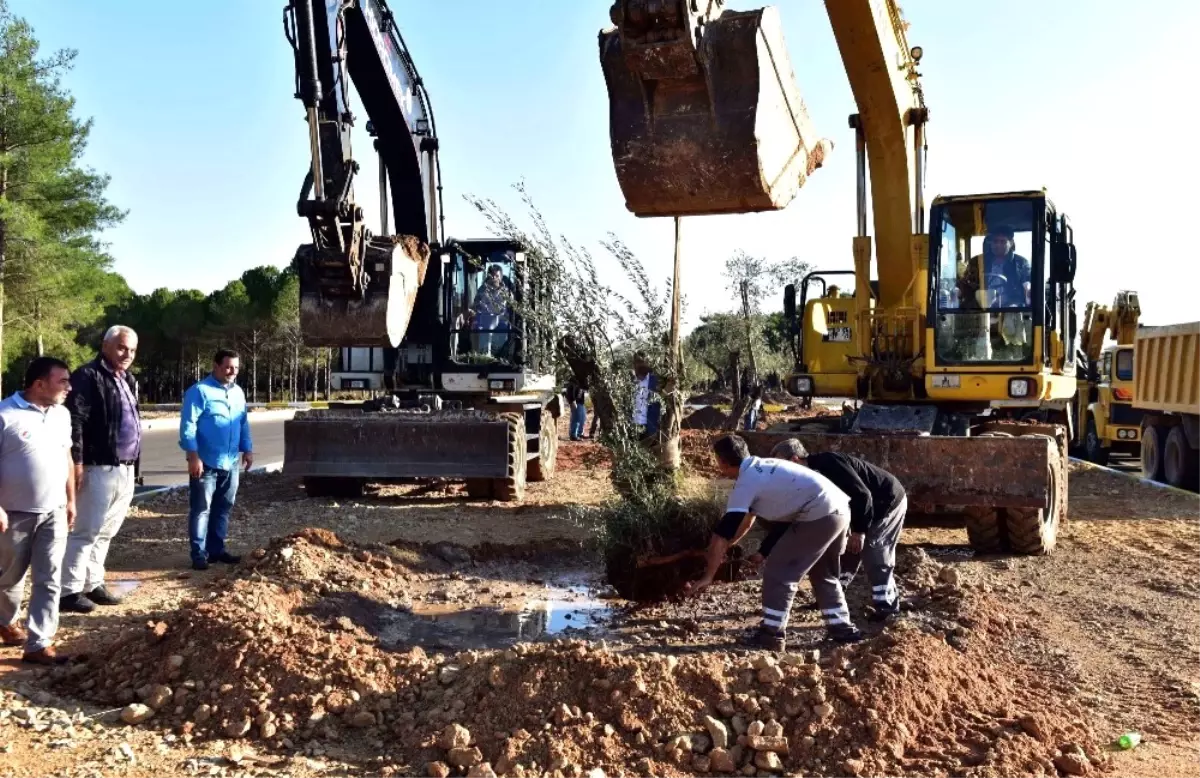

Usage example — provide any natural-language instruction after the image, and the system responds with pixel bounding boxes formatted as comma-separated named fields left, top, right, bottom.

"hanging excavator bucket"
left=599, top=1, right=832, bottom=218
left=295, top=234, right=430, bottom=347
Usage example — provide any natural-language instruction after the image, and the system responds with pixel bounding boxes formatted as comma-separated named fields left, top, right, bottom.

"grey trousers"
left=62, top=464, right=135, bottom=596
left=0, top=508, right=68, bottom=652
left=761, top=509, right=852, bottom=633
left=840, top=496, right=907, bottom=608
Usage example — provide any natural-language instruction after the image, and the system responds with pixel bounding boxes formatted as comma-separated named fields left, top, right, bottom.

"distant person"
left=742, top=384, right=764, bottom=431
left=632, top=351, right=660, bottom=438
left=0, top=357, right=76, bottom=665
left=61, top=325, right=141, bottom=614
left=766, top=438, right=907, bottom=621
left=686, top=435, right=861, bottom=650
left=180, top=349, right=253, bottom=571
left=564, top=379, right=588, bottom=441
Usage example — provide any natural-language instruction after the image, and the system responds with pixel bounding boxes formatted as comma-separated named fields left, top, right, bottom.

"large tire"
left=491, top=413, right=527, bottom=502
left=527, top=409, right=558, bottom=483
left=1164, top=425, right=1199, bottom=490
left=303, top=476, right=365, bottom=499
left=1085, top=419, right=1109, bottom=466
left=1142, top=425, right=1166, bottom=483
left=964, top=506, right=1003, bottom=553
left=1005, top=446, right=1061, bottom=555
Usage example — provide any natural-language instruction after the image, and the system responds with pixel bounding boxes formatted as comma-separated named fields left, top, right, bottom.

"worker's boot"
left=867, top=601, right=903, bottom=623
left=825, top=624, right=864, bottom=644
left=740, top=626, right=786, bottom=652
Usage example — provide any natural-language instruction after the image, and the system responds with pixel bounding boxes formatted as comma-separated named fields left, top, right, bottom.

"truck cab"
left=1076, top=344, right=1140, bottom=465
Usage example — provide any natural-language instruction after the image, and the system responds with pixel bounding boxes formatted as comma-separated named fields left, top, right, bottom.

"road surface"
left=135, top=418, right=286, bottom=491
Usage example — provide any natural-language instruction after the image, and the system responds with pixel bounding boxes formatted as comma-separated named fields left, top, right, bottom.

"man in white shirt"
left=687, top=434, right=862, bottom=650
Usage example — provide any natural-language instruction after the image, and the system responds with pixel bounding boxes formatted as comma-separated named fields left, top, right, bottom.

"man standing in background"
left=564, top=378, right=587, bottom=441
left=61, top=326, right=141, bottom=614
left=0, top=357, right=76, bottom=664
left=180, top=350, right=253, bottom=571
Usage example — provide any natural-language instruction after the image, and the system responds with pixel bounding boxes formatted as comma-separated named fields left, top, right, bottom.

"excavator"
left=278, top=0, right=561, bottom=501
left=1074, top=291, right=1141, bottom=465
left=600, top=0, right=1080, bottom=554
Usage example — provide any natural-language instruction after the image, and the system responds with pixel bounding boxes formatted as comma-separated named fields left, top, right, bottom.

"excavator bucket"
left=599, top=3, right=832, bottom=217
left=297, top=235, right=430, bottom=348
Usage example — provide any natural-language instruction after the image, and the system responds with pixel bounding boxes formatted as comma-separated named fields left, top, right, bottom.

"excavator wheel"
left=1004, top=434, right=1063, bottom=555
left=1084, top=420, right=1109, bottom=466
left=527, top=408, right=558, bottom=483
left=490, top=413, right=528, bottom=502
left=964, top=506, right=1003, bottom=554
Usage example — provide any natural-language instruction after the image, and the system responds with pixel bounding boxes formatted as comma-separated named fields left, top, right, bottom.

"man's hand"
left=186, top=451, right=204, bottom=479
left=66, top=501, right=77, bottom=530
left=846, top=533, right=865, bottom=555
left=242, top=452, right=254, bottom=472
left=0, top=506, right=8, bottom=533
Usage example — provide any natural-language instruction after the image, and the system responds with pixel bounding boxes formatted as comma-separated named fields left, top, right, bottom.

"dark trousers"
left=188, top=466, right=240, bottom=563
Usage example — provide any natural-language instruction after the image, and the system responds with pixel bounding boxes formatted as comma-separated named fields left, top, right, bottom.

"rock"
left=762, top=720, right=783, bottom=738
left=193, top=704, right=212, bottom=724
left=279, top=547, right=295, bottom=561
left=745, top=736, right=788, bottom=754
left=704, top=715, right=730, bottom=749
left=586, top=770, right=606, bottom=778
left=487, top=665, right=505, bottom=688
left=751, top=655, right=777, bottom=671
left=731, top=715, right=749, bottom=735
left=224, top=717, right=252, bottom=738
left=709, top=748, right=737, bottom=773
left=716, top=698, right=737, bottom=717
left=1053, top=754, right=1089, bottom=776
left=120, top=704, right=153, bottom=725
left=145, top=685, right=172, bottom=710
left=349, top=711, right=375, bottom=728
left=260, top=721, right=278, bottom=739
left=448, top=747, right=484, bottom=768
left=439, top=724, right=472, bottom=750
left=692, top=755, right=711, bottom=774
left=439, top=665, right=462, bottom=685
left=754, top=751, right=783, bottom=772
left=741, top=765, right=758, bottom=777
left=690, top=733, right=712, bottom=753
left=747, top=720, right=765, bottom=737
left=939, top=567, right=961, bottom=587
left=757, top=665, right=785, bottom=685
left=814, top=703, right=834, bottom=718
left=1019, top=714, right=1047, bottom=741
left=427, top=761, right=452, bottom=778
left=431, top=542, right=472, bottom=567
left=166, top=655, right=184, bottom=670
left=842, top=758, right=865, bottom=776
left=554, top=703, right=575, bottom=726
left=468, top=763, right=498, bottom=778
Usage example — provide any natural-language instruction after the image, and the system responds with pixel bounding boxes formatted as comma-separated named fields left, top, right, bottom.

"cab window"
left=1115, top=349, right=1134, bottom=381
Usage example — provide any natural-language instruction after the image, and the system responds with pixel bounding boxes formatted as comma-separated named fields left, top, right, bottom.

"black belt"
left=119, top=459, right=137, bottom=466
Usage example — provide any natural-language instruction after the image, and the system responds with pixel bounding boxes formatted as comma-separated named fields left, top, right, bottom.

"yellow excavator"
left=1074, top=291, right=1141, bottom=465
left=600, top=0, right=1079, bottom=554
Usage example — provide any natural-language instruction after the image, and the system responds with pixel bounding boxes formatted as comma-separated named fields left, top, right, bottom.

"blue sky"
left=15, top=0, right=1199, bottom=331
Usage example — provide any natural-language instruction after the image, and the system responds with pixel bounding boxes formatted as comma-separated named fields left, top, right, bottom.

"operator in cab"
left=762, top=439, right=908, bottom=622
left=470, top=264, right=512, bottom=356
left=959, top=224, right=1031, bottom=310
left=686, top=435, right=862, bottom=651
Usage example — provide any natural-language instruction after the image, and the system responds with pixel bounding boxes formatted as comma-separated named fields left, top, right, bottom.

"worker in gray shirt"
left=686, top=434, right=862, bottom=650
left=0, top=357, right=77, bottom=665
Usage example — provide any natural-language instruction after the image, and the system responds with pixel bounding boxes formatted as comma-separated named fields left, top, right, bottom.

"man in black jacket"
left=765, top=438, right=907, bottom=620
left=60, top=326, right=142, bottom=614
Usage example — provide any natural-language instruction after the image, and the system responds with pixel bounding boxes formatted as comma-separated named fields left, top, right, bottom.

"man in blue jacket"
left=179, top=349, right=252, bottom=571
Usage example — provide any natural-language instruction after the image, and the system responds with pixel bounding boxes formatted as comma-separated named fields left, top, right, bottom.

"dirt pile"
left=45, top=529, right=1108, bottom=777
left=682, top=406, right=730, bottom=431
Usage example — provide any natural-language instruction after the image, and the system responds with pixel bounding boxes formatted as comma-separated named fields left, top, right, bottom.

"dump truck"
left=279, top=0, right=559, bottom=501
left=1073, top=291, right=1142, bottom=465
left=1134, top=322, right=1199, bottom=490
left=599, top=0, right=1077, bottom=554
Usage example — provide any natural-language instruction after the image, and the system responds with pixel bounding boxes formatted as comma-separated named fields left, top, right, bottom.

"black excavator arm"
left=283, top=0, right=443, bottom=347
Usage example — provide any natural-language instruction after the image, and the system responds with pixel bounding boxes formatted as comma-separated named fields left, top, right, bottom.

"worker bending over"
left=767, top=439, right=907, bottom=621
left=687, top=435, right=862, bottom=650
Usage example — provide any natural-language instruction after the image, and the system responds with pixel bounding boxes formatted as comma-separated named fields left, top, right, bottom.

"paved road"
left=136, top=419, right=286, bottom=491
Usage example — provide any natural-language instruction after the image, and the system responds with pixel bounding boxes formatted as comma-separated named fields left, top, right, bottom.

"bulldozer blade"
left=283, top=409, right=511, bottom=479
left=599, top=6, right=832, bottom=218
left=741, top=428, right=1066, bottom=511
left=298, top=235, right=429, bottom=348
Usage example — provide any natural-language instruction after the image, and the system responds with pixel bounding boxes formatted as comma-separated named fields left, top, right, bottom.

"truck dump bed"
left=1134, top=322, right=1200, bottom=414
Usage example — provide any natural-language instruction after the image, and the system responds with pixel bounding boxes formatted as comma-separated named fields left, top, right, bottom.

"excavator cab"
left=599, top=1, right=833, bottom=217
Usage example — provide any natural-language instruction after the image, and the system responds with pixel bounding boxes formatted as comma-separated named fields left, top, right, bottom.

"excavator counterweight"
left=600, top=2, right=832, bottom=217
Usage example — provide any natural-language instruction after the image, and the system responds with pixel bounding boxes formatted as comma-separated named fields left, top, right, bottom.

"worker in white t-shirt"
left=686, top=434, right=862, bottom=650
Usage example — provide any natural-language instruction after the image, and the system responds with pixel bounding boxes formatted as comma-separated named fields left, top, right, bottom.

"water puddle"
left=378, top=579, right=616, bottom=651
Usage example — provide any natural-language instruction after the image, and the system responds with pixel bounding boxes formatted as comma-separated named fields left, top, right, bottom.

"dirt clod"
left=120, top=704, right=153, bottom=725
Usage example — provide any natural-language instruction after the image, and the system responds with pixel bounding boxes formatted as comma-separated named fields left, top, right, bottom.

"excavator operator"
left=960, top=224, right=1032, bottom=310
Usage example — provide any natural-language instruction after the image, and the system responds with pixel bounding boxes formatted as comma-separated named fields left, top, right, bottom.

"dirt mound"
left=683, top=406, right=730, bottom=431
left=556, top=441, right=612, bottom=473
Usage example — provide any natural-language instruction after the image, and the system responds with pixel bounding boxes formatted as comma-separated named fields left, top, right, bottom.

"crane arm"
left=823, top=0, right=926, bottom=309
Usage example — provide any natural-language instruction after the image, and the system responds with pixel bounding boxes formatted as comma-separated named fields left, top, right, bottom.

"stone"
left=439, top=723, right=472, bottom=750
left=166, top=655, right=185, bottom=670
left=939, top=567, right=961, bottom=587
left=745, top=736, right=788, bottom=754
left=260, top=721, right=278, bottom=739
left=747, top=720, right=765, bottom=737
left=193, top=704, right=212, bottom=724
left=1019, top=714, right=1047, bottom=741
left=554, top=703, right=575, bottom=726
left=731, top=715, right=749, bottom=735
left=690, top=733, right=712, bottom=753
left=488, top=666, right=505, bottom=688
left=751, top=655, right=777, bottom=671
left=814, top=703, right=834, bottom=718
left=692, top=755, right=711, bottom=773
left=741, top=765, right=758, bottom=777
left=716, top=698, right=737, bottom=717
left=1053, top=754, right=1090, bottom=776
left=586, top=770, right=606, bottom=778
left=427, top=761, right=452, bottom=778
left=439, top=665, right=462, bottom=685
left=842, top=758, right=865, bottom=776
left=448, top=747, right=484, bottom=768
left=349, top=711, right=375, bottom=728
left=468, top=763, right=498, bottom=778
left=754, top=750, right=783, bottom=772
left=120, top=704, right=153, bottom=725
left=224, top=716, right=252, bottom=738
left=704, top=715, right=730, bottom=749
left=145, top=685, right=173, bottom=710
left=757, top=665, right=785, bottom=685
left=762, top=720, right=783, bottom=738
left=709, top=748, right=737, bottom=773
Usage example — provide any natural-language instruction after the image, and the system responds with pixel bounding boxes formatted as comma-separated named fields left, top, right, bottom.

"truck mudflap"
left=741, top=422, right=1068, bottom=555
left=283, top=409, right=514, bottom=479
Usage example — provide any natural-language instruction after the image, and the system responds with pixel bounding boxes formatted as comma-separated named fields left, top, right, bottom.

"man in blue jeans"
left=179, top=349, right=252, bottom=571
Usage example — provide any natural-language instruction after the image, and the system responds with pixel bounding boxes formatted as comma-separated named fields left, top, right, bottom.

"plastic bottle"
left=1117, top=732, right=1141, bottom=750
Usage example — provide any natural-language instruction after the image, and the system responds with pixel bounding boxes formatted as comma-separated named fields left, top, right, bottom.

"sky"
left=13, top=0, right=1200, bottom=333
